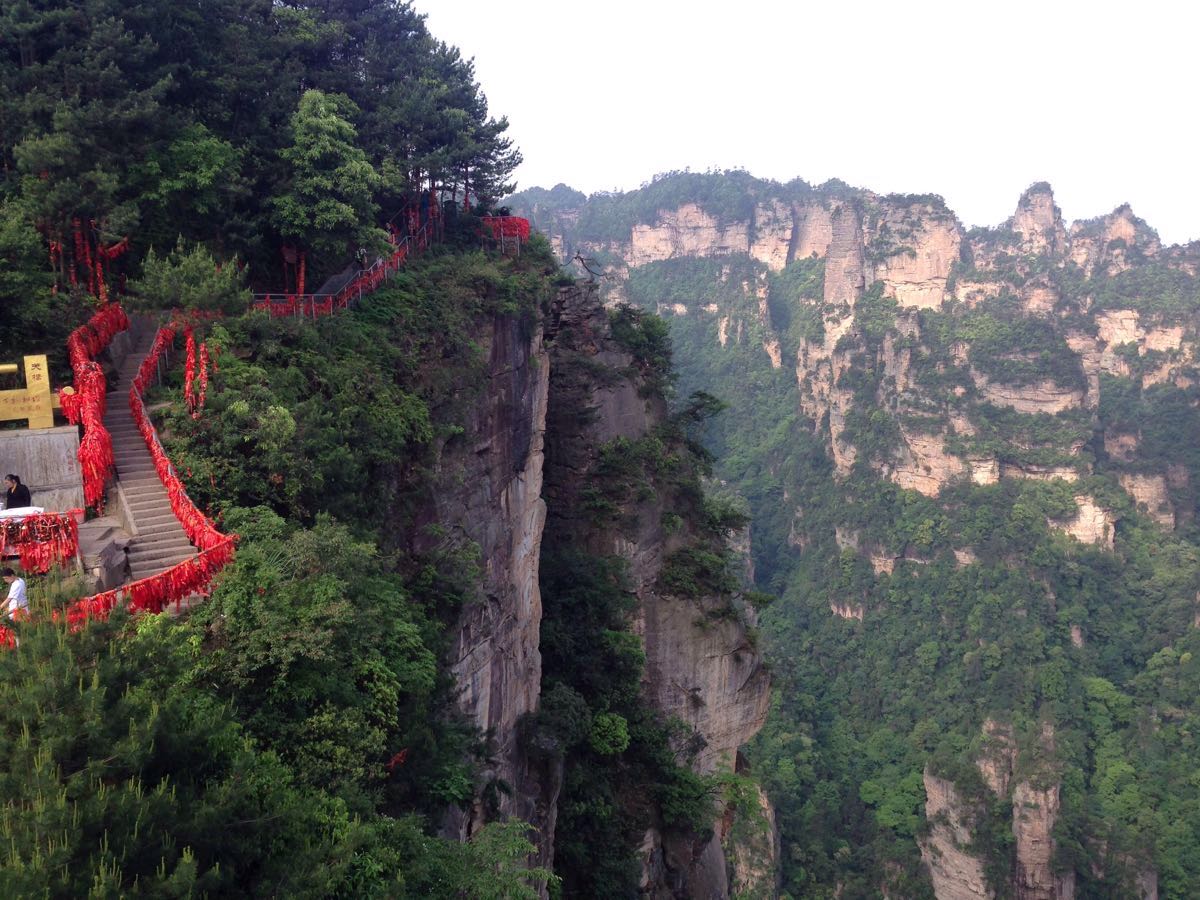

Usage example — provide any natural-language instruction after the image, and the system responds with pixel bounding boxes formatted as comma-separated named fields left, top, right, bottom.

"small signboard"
left=0, top=356, right=56, bottom=429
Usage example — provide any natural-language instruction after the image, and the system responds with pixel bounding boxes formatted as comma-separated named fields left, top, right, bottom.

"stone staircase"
left=104, top=324, right=197, bottom=582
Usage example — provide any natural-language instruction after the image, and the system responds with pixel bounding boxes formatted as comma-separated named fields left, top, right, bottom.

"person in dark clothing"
left=3, top=475, right=31, bottom=510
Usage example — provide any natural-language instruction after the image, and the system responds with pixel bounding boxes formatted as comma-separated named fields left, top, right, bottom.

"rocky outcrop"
left=1051, top=496, right=1115, bottom=549
left=793, top=201, right=834, bottom=260
left=825, top=203, right=867, bottom=306
left=1069, top=205, right=1161, bottom=277
left=750, top=199, right=794, bottom=271
left=976, top=719, right=1017, bottom=797
left=920, top=770, right=992, bottom=900
left=1105, top=431, right=1140, bottom=462
left=869, top=202, right=961, bottom=309
left=431, top=310, right=555, bottom=860
left=628, top=203, right=751, bottom=267
left=999, top=463, right=1080, bottom=483
left=1010, top=184, right=1067, bottom=256
left=1120, top=473, right=1175, bottom=528
left=962, top=721, right=1075, bottom=900
left=830, top=601, right=865, bottom=620
left=1012, top=781, right=1074, bottom=900
left=972, top=373, right=1085, bottom=415
left=891, top=427, right=967, bottom=496
left=727, top=781, right=781, bottom=899
left=544, top=284, right=772, bottom=897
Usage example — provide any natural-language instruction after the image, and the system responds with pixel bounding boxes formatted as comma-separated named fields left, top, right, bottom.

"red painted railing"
left=250, top=224, right=429, bottom=319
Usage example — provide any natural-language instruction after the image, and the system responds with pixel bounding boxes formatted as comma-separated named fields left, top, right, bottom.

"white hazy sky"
left=417, top=0, right=1199, bottom=245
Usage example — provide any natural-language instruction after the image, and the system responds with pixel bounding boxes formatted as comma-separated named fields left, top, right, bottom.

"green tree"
left=272, top=89, right=384, bottom=268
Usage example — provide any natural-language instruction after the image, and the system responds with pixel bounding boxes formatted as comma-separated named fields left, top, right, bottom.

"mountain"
left=508, top=173, right=1200, bottom=898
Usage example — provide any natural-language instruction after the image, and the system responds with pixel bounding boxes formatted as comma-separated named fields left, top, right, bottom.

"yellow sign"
left=0, top=355, right=55, bottom=429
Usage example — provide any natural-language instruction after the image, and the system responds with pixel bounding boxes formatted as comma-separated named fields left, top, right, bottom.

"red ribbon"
left=0, top=511, right=80, bottom=573
left=184, top=328, right=196, bottom=412
left=62, top=303, right=130, bottom=509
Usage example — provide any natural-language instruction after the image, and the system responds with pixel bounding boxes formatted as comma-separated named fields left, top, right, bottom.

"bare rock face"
left=628, top=203, right=751, bottom=267
left=869, top=202, right=961, bottom=309
left=976, top=719, right=1017, bottom=797
left=750, top=199, right=794, bottom=271
left=958, top=721, right=1074, bottom=900
left=1051, top=496, right=1116, bottom=549
left=1096, top=309, right=1143, bottom=346
left=999, top=463, right=1080, bottom=483
left=1021, top=278, right=1060, bottom=316
left=727, top=781, right=782, bottom=899
left=891, top=427, right=967, bottom=496
left=919, top=770, right=993, bottom=900
left=829, top=601, right=865, bottom=620
left=1012, top=781, right=1075, bottom=900
left=1010, top=184, right=1067, bottom=256
left=1105, top=431, right=1140, bottom=462
left=1068, top=205, right=1161, bottom=277
left=825, top=203, right=867, bottom=307
left=972, top=373, right=1085, bottom=415
left=430, top=311, right=556, bottom=859
left=793, top=201, right=835, bottom=260
left=1119, top=473, right=1175, bottom=528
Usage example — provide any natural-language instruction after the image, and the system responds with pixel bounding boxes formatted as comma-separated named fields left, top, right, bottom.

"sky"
left=417, top=0, right=1199, bottom=245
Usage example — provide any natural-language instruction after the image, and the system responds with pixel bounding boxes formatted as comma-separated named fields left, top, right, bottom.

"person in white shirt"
left=2, top=568, right=28, bottom=618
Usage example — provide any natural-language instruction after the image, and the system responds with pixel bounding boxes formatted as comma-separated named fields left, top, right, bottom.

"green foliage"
left=608, top=303, right=675, bottom=393
left=589, top=712, right=631, bottom=755
left=272, top=90, right=386, bottom=266
left=660, top=546, right=740, bottom=597
left=0, top=608, right=373, bottom=897
left=0, top=0, right=521, bottom=307
left=129, top=238, right=250, bottom=313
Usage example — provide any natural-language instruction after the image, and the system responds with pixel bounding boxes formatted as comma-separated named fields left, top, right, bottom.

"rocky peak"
left=1011, top=182, right=1066, bottom=255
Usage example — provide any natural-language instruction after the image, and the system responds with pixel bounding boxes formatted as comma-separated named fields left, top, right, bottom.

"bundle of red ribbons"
left=0, top=511, right=81, bottom=573
left=62, top=303, right=130, bottom=509
left=481, top=216, right=531, bottom=241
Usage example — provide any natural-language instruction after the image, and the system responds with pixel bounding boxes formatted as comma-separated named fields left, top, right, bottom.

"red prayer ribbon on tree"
left=184, top=327, right=197, bottom=412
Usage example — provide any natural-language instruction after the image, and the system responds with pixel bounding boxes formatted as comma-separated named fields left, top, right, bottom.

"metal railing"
left=249, top=224, right=432, bottom=320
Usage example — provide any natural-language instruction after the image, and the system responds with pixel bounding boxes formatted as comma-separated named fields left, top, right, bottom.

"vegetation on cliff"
left=508, top=173, right=1200, bottom=898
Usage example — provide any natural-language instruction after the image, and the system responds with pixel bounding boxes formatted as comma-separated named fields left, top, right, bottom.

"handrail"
left=249, top=224, right=431, bottom=319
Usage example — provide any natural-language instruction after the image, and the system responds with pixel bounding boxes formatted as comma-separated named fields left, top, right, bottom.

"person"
left=3, top=475, right=32, bottom=510
left=2, top=568, right=27, bottom=619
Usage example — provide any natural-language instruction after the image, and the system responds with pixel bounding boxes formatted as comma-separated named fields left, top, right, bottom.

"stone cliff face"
left=429, top=285, right=773, bottom=889
left=425, top=312, right=557, bottom=860
left=919, top=770, right=992, bottom=900
left=542, top=284, right=772, bottom=897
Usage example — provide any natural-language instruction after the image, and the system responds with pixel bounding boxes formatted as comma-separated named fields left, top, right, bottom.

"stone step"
left=129, top=535, right=193, bottom=555
left=125, top=503, right=177, bottom=519
left=130, top=548, right=196, bottom=570
left=132, top=516, right=184, bottom=533
left=120, top=488, right=170, bottom=504
left=127, top=547, right=195, bottom=570
left=128, top=544, right=195, bottom=565
left=119, top=475, right=166, bottom=490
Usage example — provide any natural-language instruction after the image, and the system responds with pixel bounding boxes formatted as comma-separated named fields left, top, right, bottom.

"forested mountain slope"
left=2, top=5, right=771, bottom=897
left=509, top=174, right=1200, bottom=898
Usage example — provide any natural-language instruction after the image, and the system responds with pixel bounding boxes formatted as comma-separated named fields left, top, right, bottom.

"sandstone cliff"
left=426, top=310, right=556, bottom=858
left=542, top=284, right=772, bottom=897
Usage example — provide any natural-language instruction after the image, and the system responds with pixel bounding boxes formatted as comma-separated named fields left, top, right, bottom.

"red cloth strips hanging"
left=62, top=303, right=130, bottom=509
left=481, top=216, right=531, bottom=241
left=0, top=511, right=81, bottom=573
